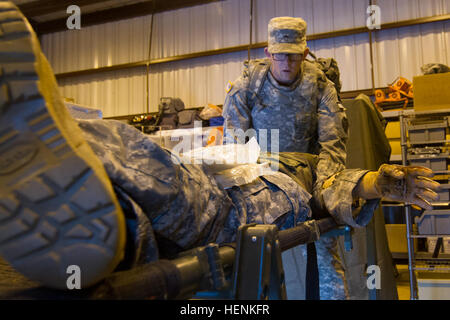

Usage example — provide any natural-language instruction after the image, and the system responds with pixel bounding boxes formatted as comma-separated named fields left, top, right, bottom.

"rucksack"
left=308, top=52, right=342, bottom=94
left=177, top=109, right=207, bottom=129
left=155, top=97, right=185, bottom=130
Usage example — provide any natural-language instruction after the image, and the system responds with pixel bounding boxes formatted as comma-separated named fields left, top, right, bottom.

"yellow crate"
left=385, top=224, right=418, bottom=253
left=385, top=121, right=401, bottom=139
left=389, top=139, right=401, bottom=156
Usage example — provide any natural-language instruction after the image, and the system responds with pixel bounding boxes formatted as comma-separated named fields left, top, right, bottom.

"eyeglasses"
left=271, top=53, right=303, bottom=61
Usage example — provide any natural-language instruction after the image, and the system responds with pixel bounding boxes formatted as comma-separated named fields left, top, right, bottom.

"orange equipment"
left=206, top=126, right=224, bottom=147
left=389, top=76, right=413, bottom=99
left=374, top=76, right=414, bottom=111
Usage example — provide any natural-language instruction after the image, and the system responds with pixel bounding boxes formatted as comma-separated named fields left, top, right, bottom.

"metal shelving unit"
left=398, top=110, right=450, bottom=300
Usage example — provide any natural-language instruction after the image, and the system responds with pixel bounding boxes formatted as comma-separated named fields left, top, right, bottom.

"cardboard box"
left=444, top=237, right=450, bottom=254
left=413, top=73, right=450, bottom=111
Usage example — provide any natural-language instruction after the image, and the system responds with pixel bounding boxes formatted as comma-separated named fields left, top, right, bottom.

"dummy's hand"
left=358, top=164, right=441, bottom=210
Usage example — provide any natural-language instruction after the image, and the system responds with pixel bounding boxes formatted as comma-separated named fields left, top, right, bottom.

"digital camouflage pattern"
left=268, top=17, right=307, bottom=54
left=222, top=58, right=348, bottom=215
left=259, top=153, right=380, bottom=299
left=77, top=120, right=316, bottom=253
left=222, top=57, right=349, bottom=299
left=77, top=119, right=376, bottom=299
left=0, top=4, right=378, bottom=299
left=77, top=119, right=232, bottom=253
left=259, top=153, right=379, bottom=228
left=420, top=63, right=450, bottom=75
left=321, top=169, right=380, bottom=228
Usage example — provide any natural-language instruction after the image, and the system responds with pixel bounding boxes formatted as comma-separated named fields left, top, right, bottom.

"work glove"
left=357, top=164, right=441, bottom=210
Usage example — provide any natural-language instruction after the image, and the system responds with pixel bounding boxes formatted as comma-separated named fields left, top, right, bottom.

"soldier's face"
left=265, top=47, right=308, bottom=86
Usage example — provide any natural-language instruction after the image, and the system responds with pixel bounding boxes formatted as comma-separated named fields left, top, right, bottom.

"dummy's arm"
left=354, top=164, right=441, bottom=210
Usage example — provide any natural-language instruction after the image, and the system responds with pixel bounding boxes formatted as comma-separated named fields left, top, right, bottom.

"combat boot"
left=0, top=1, right=126, bottom=290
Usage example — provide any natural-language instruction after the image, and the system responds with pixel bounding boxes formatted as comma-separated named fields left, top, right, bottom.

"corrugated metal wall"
left=40, top=0, right=450, bottom=117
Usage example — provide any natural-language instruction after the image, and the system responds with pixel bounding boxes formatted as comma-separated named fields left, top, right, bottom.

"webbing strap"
left=248, top=60, right=270, bottom=98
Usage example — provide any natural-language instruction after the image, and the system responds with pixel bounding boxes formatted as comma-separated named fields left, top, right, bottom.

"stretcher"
left=0, top=217, right=351, bottom=300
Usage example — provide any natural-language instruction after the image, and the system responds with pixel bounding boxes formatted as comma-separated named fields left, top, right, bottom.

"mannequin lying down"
left=76, top=118, right=441, bottom=264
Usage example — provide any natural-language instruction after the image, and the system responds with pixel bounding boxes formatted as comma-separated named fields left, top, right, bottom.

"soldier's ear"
left=264, top=47, right=271, bottom=58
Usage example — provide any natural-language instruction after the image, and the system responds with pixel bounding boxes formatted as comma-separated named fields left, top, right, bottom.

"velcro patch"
left=322, top=174, right=337, bottom=189
left=225, top=81, right=233, bottom=93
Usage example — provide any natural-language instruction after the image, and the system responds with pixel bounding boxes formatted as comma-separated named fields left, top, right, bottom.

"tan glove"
left=357, top=164, right=441, bottom=210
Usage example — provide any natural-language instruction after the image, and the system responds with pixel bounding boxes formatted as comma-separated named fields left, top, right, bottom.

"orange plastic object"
left=206, top=126, right=224, bottom=146
left=389, top=76, right=414, bottom=99
left=374, top=76, right=414, bottom=110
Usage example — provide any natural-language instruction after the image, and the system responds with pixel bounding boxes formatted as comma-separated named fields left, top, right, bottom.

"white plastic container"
left=444, top=237, right=450, bottom=254
left=427, top=237, right=444, bottom=253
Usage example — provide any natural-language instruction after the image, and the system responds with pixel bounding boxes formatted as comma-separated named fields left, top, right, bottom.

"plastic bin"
left=436, top=184, right=450, bottom=202
left=415, top=210, right=450, bottom=235
left=417, top=272, right=450, bottom=300
left=407, top=152, right=449, bottom=171
left=407, top=118, right=447, bottom=144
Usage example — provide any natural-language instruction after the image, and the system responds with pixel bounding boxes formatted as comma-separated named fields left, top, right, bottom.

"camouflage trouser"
left=76, top=119, right=372, bottom=299
left=260, top=153, right=348, bottom=300
left=282, top=239, right=347, bottom=300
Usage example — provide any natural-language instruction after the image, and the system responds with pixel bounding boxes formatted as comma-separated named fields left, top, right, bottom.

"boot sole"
left=0, top=2, right=126, bottom=290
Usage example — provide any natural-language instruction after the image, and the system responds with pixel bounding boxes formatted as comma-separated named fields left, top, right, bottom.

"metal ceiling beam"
left=18, top=0, right=112, bottom=17
left=33, top=0, right=222, bottom=35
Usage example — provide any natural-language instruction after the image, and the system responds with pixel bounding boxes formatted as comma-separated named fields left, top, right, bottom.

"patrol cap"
left=268, top=17, right=307, bottom=54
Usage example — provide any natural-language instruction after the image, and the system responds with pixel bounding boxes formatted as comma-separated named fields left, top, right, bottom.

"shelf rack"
left=398, top=110, right=450, bottom=300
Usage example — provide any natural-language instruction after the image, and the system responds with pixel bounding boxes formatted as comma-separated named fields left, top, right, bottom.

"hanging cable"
left=368, top=0, right=376, bottom=91
left=248, top=0, right=253, bottom=61
left=146, top=0, right=156, bottom=115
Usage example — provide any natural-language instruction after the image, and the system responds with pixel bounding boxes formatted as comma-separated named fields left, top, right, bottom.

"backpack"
left=308, top=52, right=342, bottom=94
left=177, top=109, right=207, bottom=129
left=155, top=97, right=185, bottom=130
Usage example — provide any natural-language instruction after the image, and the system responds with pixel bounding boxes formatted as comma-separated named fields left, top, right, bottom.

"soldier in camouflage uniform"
left=0, top=2, right=440, bottom=294
left=222, top=17, right=354, bottom=300
left=222, top=16, right=349, bottom=299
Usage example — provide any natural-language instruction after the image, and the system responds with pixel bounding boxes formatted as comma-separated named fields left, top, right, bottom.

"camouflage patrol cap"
left=268, top=17, right=307, bottom=54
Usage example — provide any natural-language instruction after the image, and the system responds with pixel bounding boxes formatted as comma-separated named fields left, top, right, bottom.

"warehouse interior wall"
left=39, top=0, right=450, bottom=118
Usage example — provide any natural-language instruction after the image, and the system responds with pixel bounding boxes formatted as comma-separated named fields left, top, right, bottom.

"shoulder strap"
left=247, top=59, right=271, bottom=98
